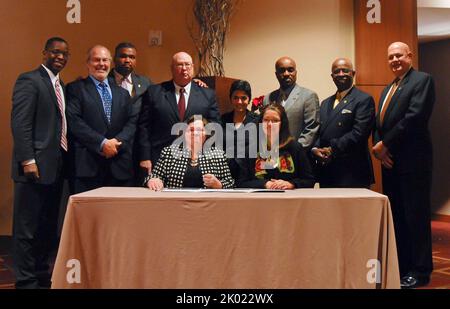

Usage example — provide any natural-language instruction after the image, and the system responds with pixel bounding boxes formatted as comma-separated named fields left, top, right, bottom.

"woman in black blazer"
left=221, top=80, right=259, bottom=180
left=237, top=103, right=315, bottom=189
left=145, top=116, right=234, bottom=190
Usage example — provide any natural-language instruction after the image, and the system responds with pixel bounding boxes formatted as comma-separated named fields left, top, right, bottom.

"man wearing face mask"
left=263, top=56, right=320, bottom=149
left=311, top=58, right=375, bottom=188
left=66, top=45, right=138, bottom=194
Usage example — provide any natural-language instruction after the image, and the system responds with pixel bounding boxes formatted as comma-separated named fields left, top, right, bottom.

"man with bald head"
left=312, top=58, right=375, bottom=188
left=66, top=45, right=138, bottom=193
left=138, top=51, right=220, bottom=172
left=263, top=57, right=320, bottom=148
left=373, top=42, right=435, bottom=288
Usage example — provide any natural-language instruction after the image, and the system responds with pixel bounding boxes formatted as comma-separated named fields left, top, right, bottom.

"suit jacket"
left=374, top=68, right=435, bottom=174
left=11, top=66, right=65, bottom=184
left=66, top=77, right=138, bottom=180
left=138, top=80, right=220, bottom=163
left=108, top=69, right=152, bottom=113
left=315, top=87, right=375, bottom=187
left=145, top=145, right=234, bottom=189
left=263, top=84, right=320, bottom=148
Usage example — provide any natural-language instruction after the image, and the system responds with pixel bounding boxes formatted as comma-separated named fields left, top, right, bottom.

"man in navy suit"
left=138, top=52, right=220, bottom=173
left=373, top=42, right=435, bottom=288
left=66, top=45, right=138, bottom=194
left=109, top=42, right=153, bottom=185
left=312, top=58, right=375, bottom=188
left=11, top=37, right=70, bottom=288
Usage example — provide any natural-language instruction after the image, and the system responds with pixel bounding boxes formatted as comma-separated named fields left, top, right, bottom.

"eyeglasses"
left=175, top=63, right=192, bottom=69
left=47, top=49, right=70, bottom=57
left=332, top=68, right=352, bottom=75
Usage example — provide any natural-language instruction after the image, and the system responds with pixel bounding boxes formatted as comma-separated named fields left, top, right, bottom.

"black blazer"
left=237, top=140, right=315, bottom=189
left=11, top=66, right=65, bottom=184
left=220, top=111, right=259, bottom=180
left=66, top=77, right=138, bottom=180
left=374, top=68, right=435, bottom=173
left=138, top=80, right=220, bottom=163
left=145, top=145, right=234, bottom=189
left=315, top=87, right=375, bottom=187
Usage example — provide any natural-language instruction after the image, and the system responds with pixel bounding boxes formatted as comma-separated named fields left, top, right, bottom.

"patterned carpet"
left=1, top=220, right=449, bottom=289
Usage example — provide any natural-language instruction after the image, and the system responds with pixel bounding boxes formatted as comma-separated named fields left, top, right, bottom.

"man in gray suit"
left=263, top=57, right=320, bottom=148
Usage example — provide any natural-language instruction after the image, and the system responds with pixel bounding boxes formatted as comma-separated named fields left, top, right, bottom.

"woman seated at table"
left=145, top=116, right=235, bottom=190
left=221, top=80, right=259, bottom=179
left=237, top=103, right=315, bottom=189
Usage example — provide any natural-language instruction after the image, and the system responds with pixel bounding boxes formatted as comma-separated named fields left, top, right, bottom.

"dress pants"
left=12, top=172, right=64, bottom=288
left=382, top=167, right=433, bottom=278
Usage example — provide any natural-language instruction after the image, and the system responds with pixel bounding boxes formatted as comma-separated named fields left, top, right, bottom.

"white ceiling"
left=418, top=0, right=450, bottom=42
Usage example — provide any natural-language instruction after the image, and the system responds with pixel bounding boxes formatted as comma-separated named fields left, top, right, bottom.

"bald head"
left=387, top=41, right=413, bottom=77
left=331, top=58, right=355, bottom=92
left=87, top=45, right=112, bottom=81
left=275, top=56, right=297, bottom=89
left=171, top=52, right=194, bottom=86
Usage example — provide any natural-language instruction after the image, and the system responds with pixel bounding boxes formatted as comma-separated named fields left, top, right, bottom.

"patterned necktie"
left=99, top=82, right=112, bottom=122
left=333, top=92, right=342, bottom=109
left=380, top=78, right=400, bottom=124
left=54, top=79, right=68, bottom=151
left=178, top=88, right=186, bottom=121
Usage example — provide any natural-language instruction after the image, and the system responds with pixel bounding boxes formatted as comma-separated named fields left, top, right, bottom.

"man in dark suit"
left=312, top=58, right=375, bottom=188
left=11, top=37, right=70, bottom=288
left=66, top=45, right=138, bottom=194
left=263, top=57, right=320, bottom=149
left=109, top=42, right=152, bottom=185
left=138, top=51, right=220, bottom=173
left=373, top=42, right=435, bottom=288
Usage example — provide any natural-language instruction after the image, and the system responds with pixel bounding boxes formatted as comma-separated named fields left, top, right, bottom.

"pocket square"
left=341, top=109, right=352, bottom=114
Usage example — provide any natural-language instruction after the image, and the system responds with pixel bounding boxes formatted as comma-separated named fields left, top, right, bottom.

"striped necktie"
left=54, top=79, right=68, bottom=151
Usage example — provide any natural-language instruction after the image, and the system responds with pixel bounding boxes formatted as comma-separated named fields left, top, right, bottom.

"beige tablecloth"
left=51, top=187, right=400, bottom=288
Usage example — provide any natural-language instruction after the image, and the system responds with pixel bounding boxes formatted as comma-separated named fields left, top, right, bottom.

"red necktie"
left=178, top=88, right=186, bottom=121
left=55, top=79, right=68, bottom=151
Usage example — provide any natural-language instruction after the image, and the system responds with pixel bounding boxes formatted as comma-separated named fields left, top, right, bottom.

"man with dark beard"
left=312, top=58, right=375, bottom=188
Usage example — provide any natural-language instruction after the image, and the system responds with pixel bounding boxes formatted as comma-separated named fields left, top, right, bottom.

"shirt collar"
left=114, top=69, right=132, bottom=84
left=173, top=81, right=192, bottom=96
left=41, top=64, right=60, bottom=84
left=336, top=85, right=353, bottom=100
left=89, top=75, right=110, bottom=88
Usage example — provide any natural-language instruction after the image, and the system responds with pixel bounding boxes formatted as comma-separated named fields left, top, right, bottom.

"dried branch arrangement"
left=189, top=0, right=239, bottom=77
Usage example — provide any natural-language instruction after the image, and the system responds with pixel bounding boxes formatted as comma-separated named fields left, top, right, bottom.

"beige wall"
left=0, top=0, right=357, bottom=234
left=224, top=0, right=355, bottom=101
left=419, top=39, right=450, bottom=216
left=0, top=0, right=197, bottom=235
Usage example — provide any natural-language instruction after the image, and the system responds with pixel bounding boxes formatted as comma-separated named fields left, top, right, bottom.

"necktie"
left=333, top=92, right=342, bottom=109
left=178, top=88, right=186, bottom=121
left=380, top=78, right=400, bottom=124
left=99, top=82, right=112, bottom=122
left=54, top=79, right=68, bottom=151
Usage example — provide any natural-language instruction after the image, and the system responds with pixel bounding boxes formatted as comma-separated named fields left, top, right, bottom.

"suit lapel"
left=185, top=83, right=201, bottom=119
left=110, top=84, right=122, bottom=124
left=132, top=73, right=145, bottom=97
left=85, top=78, right=109, bottom=126
left=381, top=72, right=410, bottom=128
left=283, top=84, right=301, bottom=111
left=164, top=82, right=180, bottom=121
left=321, top=89, right=355, bottom=133
left=39, top=67, right=59, bottom=109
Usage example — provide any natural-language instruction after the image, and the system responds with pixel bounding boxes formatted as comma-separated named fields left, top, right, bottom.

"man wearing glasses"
left=11, top=37, right=70, bottom=288
left=263, top=56, right=320, bottom=149
left=138, top=52, right=220, bottom=175
left=311, top=58, right=375, bottom=188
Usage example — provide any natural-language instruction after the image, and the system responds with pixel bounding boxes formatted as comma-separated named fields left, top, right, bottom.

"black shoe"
left=400, top=275, right=430, bottom=289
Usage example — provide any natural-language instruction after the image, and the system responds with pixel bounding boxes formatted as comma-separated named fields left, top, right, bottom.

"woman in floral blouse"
left=237, top=103, right=315, bottom=189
